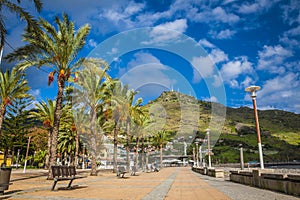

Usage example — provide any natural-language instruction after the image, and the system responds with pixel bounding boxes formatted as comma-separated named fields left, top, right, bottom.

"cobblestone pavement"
left=0, top=167, right=299, bottom=200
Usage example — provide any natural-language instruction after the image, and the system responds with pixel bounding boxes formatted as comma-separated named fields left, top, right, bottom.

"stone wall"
left=229, top=169, right=300, bottom=197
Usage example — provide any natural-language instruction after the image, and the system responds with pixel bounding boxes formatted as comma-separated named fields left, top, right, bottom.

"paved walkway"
left=1, top=167, right=299, bottom=200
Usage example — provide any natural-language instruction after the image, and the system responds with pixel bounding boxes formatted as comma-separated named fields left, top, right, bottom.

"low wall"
left=192, top=167, right=224, bottom=178
left=229, top=169, right=300, bottom=197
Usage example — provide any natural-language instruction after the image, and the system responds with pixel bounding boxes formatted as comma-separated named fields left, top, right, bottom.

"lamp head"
left=245, top=86, right=261, bottom=97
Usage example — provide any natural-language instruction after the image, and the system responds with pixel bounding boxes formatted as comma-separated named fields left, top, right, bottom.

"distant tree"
left=1, top=97, right=34, bottom=166
left=152, top=130, right=172, bottom=168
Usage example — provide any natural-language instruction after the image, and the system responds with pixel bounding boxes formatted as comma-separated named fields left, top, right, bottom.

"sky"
left=2, top=0, right=300, bottom=114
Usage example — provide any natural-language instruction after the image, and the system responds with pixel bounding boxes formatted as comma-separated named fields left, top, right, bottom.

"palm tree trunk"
left=45, top=129, right=51, bottom=169
left=74, top=130, right=79, bottom=168
left=135, top=137, right=139, bottom=169
left=145, top=137, right=149, bottom=171
left=113, top=122, right=118, bottom=173
left=90, top=109, right=98, bottom=176
left=141, top=137, right=145, bottom=171
left=126, top=121, right=130, bottom=170
left=160, top=144, right=163, bottom=168
left=48, top=80, right=64, bottom=179
left=0, top=105, right=7, bottom=135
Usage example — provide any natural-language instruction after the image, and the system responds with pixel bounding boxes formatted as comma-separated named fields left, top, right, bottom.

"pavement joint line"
left=142, top=169, right=179, bottom=200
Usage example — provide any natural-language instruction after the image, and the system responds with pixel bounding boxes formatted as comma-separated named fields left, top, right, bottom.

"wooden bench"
left=51, top=165, right=86, bottom=191
left=117, top=166, right=128, bottom=178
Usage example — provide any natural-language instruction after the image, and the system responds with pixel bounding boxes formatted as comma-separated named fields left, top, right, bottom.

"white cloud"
left=127, top=52, right=162, bottom=70
left=241, top=76, right=253, bottom=88
left=281, top=0, right=300, bottom=25
left=260, top=73, right=299, bottom=97
left=238, top=0, right=279, bottom=14
left=191, top=56, right=214, bottom=83
left=257, top=45, right=293, bottom=72
left=220, top=56, right=253, bottom=88
left=88, top=39, right=98, bottom=48
left=143, top=19, right=188, bottom=45
left=203, top=96, right=218, bottom=103
left=198, top=39, right=215, bottom=48
left=209, top=49, right=229, bottom=64
left=256, top=73, right=300, bottom=112
left=209, top=29, right=236, bottom=39
left=191, top=6, right=240, bottom=25
left=30, top=89, right=41, bottom=97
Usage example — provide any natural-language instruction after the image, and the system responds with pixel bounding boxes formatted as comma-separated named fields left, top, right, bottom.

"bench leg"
left=67, top=179, right=74, bottom=189
left=52, top=180, right=58, bottom=191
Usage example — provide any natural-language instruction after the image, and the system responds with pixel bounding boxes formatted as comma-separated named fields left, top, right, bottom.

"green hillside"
left=144, top=91, right=300, bottom=163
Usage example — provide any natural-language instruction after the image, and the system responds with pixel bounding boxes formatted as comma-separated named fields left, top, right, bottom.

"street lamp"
left=199, top=145, right=203, bottom=167
left=195, top=141, right=199, bottom=167
left=206, top=129, right=212, bottom=168
left=245, top=85, right=264, bottom=169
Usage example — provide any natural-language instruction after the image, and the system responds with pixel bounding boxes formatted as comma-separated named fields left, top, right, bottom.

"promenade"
left=1, top=167, right=299, bottom=200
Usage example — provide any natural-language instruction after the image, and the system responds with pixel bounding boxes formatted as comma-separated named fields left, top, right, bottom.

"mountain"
left=144, top=91, right=300, bottom=163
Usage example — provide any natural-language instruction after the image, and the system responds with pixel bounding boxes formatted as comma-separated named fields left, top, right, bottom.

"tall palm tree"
left=122, top=89, right=143, bottom=170
left=0, top=67, right=31, bottom=135
left=73, top=60, right=114, bottom=176
left=152, top=130, right=172, bottom=168
left=133, top=113, right=149, bottom=170
left=0, top=0, right=42, bottom=59
left=5, top=14, right=91, bottom=178
left=110, top=82, right=142, bottom=172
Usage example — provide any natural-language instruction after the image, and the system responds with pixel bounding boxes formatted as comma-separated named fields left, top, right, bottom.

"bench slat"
left=51, top=166, right=85, bottom=191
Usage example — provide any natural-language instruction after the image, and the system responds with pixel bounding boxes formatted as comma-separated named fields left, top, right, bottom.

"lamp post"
left=82, top=143, right=85, bottom=169
left=199, top=145, right=203, bottom=167
left=245, top=85, right=264, bottom=169
left=206, top=129, right=212, bottom=168
left=192, top=147, right=196, bottom=167
left=195, top=141, right=199, bottom=167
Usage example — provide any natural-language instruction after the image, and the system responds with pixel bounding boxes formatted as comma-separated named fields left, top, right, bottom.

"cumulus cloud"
left=257, top=45, right=293, bottom=73
left=143, top=19, right=188, bottom=45
left=192, top=56, right=215, bottom=83
left=256, top=73, right=300, bottom=112
left=190, top=6, right=240, bottom=25
left=237, top=0, right=279, bottom=14
left=198, top=39, right=215, bottom=48
left=209, top=29, right=236, bottom=39
left=220, top=56, right=253, bottom=88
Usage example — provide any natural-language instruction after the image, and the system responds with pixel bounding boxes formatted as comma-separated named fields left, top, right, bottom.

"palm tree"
left=72, top=60, right=114, bottom=176
left=152, top=130, right=172, bottom=168
left=0, top=67, right=31, bottom=136
left=133, top=113, right=149, bottom=170
left=5, top=14, right=91, bottom=178
left=30, top=100, right=72, bottom=170
left=57, top=129, right=76, bottom=165
left=109, top=82, right=142, bottom=172
left=30, top=100, right=55, bottom=169
left=0, top=0, right=42, bottom=60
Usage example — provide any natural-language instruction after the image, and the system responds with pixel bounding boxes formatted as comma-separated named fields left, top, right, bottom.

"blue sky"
left=2, top=0, right=300, bottom=114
